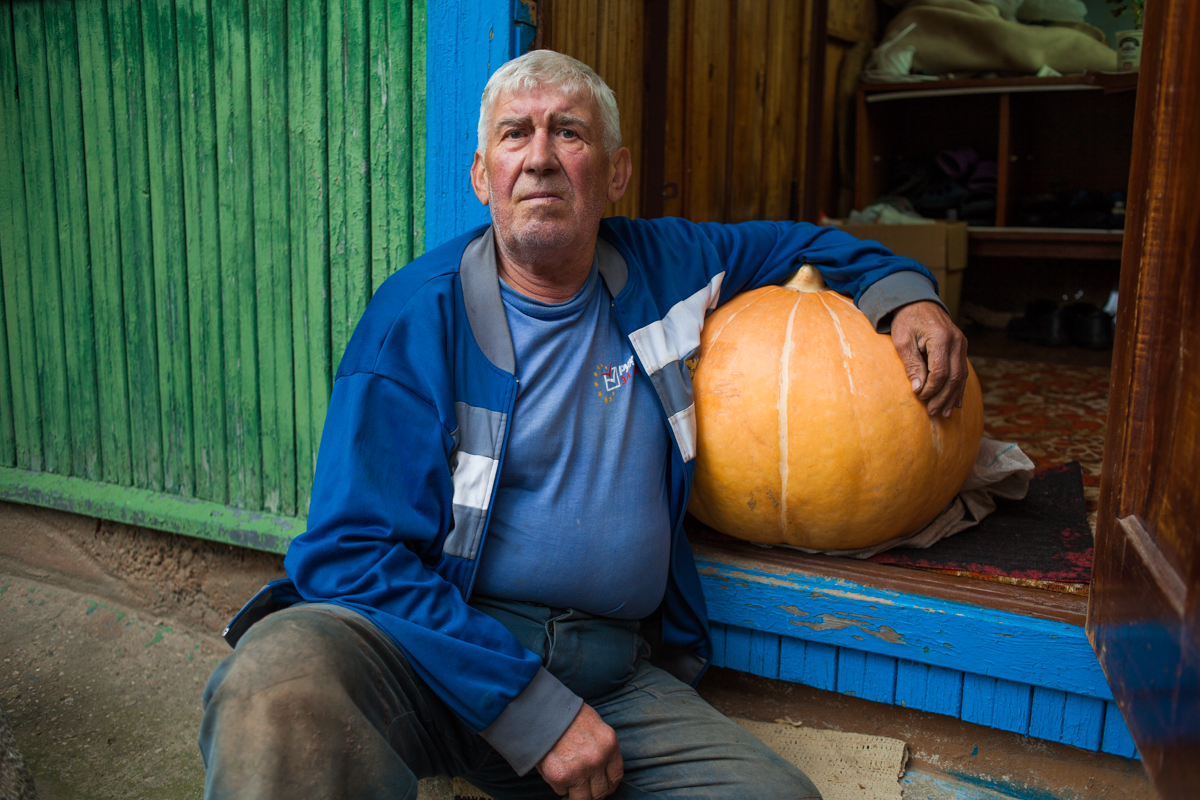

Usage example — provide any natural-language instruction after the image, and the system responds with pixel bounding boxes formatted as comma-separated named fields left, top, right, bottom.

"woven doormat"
left=734, top=719, right=907, bottom=800
left=416, top=720, right=907, bottom=800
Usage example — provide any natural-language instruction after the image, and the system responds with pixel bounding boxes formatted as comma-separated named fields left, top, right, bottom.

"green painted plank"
left=75, top=0, right=133, bottom=487
left=141, top=0, right=195, bottom=498
left=289, top=0, right=331, bottom=518
left=0, top=241, right=12, bottom=467
left=0, top=465, right=301, bottom=555
left=13, top=1, right=71, bottom=476
left=178, top=0, right=229, bottom=504
left=343, top=0, right=369, bottom=342
left=327, top=0, right=349, bottom=364
left=0, top=2, right=41, bottom=472
left=214, top=0, right=263, bottom=510
left=248, top=0, right=296, bottom=517
left=368, top=0, right=390, bottom=292
left=109, top=0, right=164, bottom=491
left=0, top=6, right=12, bottom=469
left=411, top=0, right=426, bottom=257
left=328, top=0, right=370, bottom=366
left=287, top=0, right=312, bottom=519
left=371, top=0, right=413, bottom=292
left=45, top=0, right=101, bottom=481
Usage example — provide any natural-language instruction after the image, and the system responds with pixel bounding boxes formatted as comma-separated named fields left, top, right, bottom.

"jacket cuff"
left=857, top=271, right=946, bottom=333
left=479, top=667, right=584, bottom=777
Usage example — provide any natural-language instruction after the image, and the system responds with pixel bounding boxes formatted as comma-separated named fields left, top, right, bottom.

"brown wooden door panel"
left=544, top=0, right=821, bottom=224
left=1087, top=0, right=1200, bottom=794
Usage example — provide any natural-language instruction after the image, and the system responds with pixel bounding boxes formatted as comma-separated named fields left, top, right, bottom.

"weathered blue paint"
left=961, top=674, right=1032, bottom=734
left=715, top=619, right=1139, bottom=757
left=780, top=639, right=838, bottom=692
left=1062, top=692, right=1105, bottom=751
left=0, top=466, right=301, bottom=553
left=748, top=629, right=780, bottom=679
left=1101, top=701, right=1139, bottom=758
left=697, top=548, right=1139, bottom=757
left=896, top=659, right=963, bottom=717
left=425, top=0, right=532, bottom=251
left=694, top=554, right=1113, bottom=700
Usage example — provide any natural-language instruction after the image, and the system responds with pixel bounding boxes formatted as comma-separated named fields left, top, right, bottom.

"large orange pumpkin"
left=688, top=267, right=984, bottom=550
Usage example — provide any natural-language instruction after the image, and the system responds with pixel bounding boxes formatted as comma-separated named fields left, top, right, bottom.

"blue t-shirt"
left=471, top=263, right=672, bottom=619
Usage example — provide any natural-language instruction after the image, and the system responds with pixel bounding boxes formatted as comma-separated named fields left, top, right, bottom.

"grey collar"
left=459, top=227, right=631, bottom=374
left=460, top=228, right=516, bottom=374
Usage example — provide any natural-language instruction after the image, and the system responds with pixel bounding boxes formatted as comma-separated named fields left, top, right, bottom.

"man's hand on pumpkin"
left=889, top=300, right=968, bottom=418
left=536, top=703, right=624, bottom=799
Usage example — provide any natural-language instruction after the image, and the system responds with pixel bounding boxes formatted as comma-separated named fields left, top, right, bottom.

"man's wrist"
left=479, top=667, right=583, bottom=776
left=858, top=271, right=946, bottom=333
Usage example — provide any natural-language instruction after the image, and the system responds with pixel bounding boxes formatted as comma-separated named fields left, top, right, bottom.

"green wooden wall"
left=0, top=0, right=426, bottom=550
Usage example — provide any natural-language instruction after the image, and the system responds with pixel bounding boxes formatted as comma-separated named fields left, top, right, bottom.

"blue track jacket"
left=227, top=217, right=941, bottom=774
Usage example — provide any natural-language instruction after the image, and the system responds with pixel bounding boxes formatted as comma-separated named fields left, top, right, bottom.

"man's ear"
left=607, top=147, right=633, bottom=204
left=471, top=151, right=490, bottom=206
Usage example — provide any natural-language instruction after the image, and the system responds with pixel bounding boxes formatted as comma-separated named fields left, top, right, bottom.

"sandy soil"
left=1, top=572, right=223, bottom=799
left=0, top=501, right=287, bottom=638
left=0, top=501, right=285, bottom=799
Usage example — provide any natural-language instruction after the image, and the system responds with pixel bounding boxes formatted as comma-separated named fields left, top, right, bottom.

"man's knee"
left=203, top=605, right=373, bottom=718
left=200, top=605, right=386, bottom=772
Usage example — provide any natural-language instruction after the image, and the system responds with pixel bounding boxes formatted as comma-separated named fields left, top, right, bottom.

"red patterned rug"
left=971, top=356, right=1110, bottom=534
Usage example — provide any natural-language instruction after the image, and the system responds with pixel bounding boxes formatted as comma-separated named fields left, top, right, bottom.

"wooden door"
left=1087, top=0, right=1200, bottom=794
left=541, top=0, right=839, bottom=223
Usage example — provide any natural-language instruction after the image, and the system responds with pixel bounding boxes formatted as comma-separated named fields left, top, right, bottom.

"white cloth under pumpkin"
left=780, top=437, right=1036, bottom=559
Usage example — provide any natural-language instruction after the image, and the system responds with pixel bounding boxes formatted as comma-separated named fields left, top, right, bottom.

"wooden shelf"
left=968, top=227, right=1125, bottom=260
left=855, top=72, right=1136, bottom=252
left=860, top=71, right=1139, bottom=102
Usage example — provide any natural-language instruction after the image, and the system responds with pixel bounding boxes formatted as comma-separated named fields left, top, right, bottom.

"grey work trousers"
left=198, top=600, right=821, bottom=799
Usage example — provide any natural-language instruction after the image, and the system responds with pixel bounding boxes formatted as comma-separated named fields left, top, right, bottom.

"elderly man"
left=200, top=51, right=966, bottom=799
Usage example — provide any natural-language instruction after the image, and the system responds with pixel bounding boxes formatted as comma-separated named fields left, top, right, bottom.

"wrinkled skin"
left=890, top=300, right=969, bottom=417
left=471, top=85, right=632, bottom=304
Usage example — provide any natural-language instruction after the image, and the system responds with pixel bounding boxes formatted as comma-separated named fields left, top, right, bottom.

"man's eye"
left=504, top=130, right=524, bottom=140
left=560, top=129, right=578, bottom=139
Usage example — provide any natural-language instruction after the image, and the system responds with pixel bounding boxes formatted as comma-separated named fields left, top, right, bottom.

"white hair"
left=476, top=50, right=622, bottom=155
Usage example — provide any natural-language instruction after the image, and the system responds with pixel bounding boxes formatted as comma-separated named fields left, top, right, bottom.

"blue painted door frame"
left=425, top=0, right=536, bottom=250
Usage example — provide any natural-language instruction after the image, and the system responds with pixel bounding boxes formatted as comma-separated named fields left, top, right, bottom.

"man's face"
left=471, top=85, right=629, bottom=254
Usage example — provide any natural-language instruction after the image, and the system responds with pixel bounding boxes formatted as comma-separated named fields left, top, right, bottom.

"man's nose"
left=525, top=129, right=559, bottom=173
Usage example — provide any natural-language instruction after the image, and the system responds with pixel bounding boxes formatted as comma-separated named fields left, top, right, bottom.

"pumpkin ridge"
left=778, top=293, right=803, bottom=541
left=817, top=294, right=856, bottom=396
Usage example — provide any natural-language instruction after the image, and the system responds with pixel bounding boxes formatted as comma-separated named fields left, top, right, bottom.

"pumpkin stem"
left=782, top=265, right=827, bottom=293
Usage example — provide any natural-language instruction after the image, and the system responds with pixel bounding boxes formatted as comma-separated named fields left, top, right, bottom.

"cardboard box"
left=838, top=221, right=968, bottom=322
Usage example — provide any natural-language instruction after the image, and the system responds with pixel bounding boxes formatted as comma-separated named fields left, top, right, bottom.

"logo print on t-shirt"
left=594, top=355, right=638, bottom=403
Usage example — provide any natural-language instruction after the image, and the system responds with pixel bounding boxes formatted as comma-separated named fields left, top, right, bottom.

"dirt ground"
left=0, top=501, right=1156, bottom=799
left=0, top=501, right=286, bottom=799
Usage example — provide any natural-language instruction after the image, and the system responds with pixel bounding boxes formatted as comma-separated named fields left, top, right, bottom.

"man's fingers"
left=606, top=751, right=624, bottom=788
left=537, top=704, right=621, bottom=800
left=917, top=333, right=950, bottom=407
left=897, top=337, right=929, bottom=396
left=922, top=329, right=968, bottom=417
left=890, top=300, right=970, bottom=418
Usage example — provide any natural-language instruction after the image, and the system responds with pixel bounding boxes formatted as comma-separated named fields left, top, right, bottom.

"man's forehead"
left=491, top=85, right=596, bottom=122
